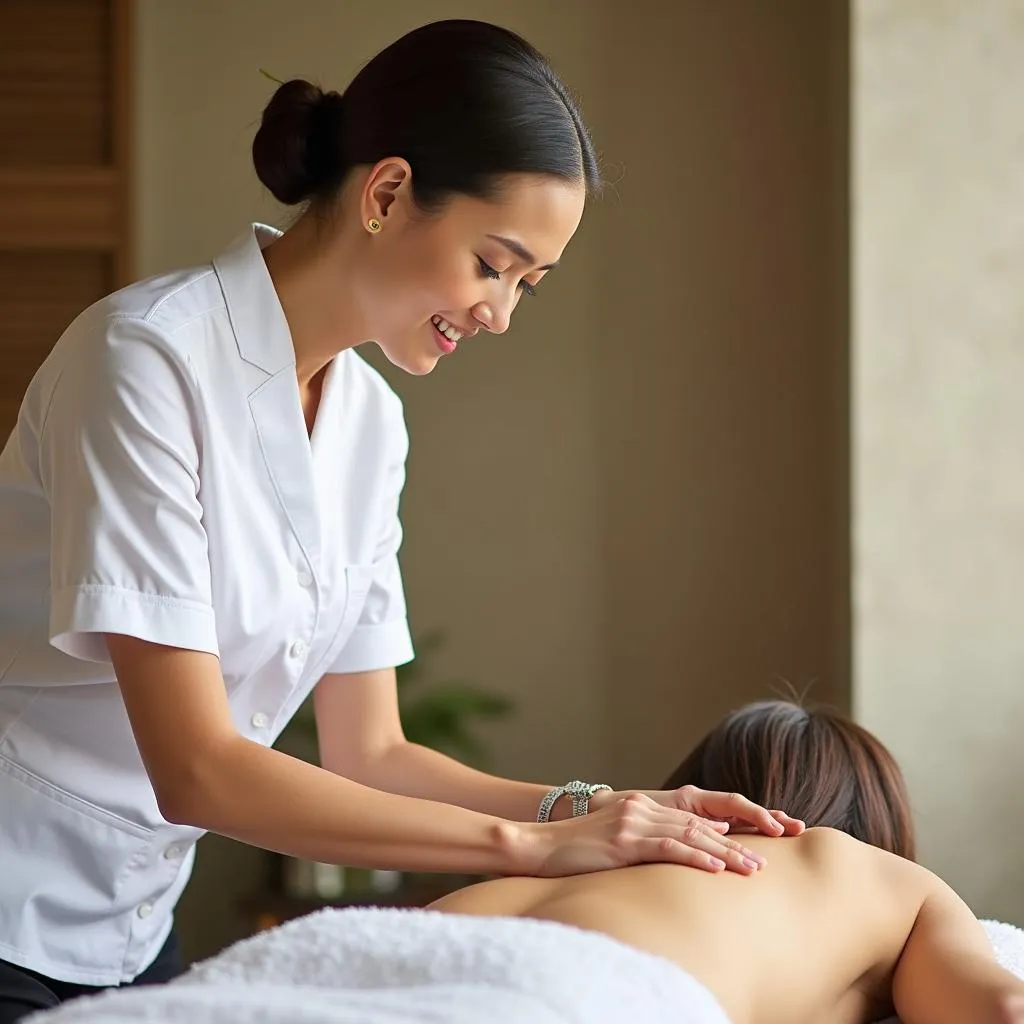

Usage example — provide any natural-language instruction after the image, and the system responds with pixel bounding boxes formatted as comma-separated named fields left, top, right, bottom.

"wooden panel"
left=0, top=0, right=131, bottom=437
left=0, top=169, right=120, bottom=249
left=0, top=250, right=112, bottom=438
left=0, top=0, right=112, bottom=167
left=111, top=0, right=134, bottom=283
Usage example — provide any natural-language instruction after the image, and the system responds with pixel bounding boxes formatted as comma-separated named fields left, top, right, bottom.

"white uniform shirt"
left=0, top=224, right=415, bottom=985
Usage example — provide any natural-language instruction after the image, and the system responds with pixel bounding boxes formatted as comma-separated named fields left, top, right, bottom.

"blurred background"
left=1, top=0, right=1021, bottom=963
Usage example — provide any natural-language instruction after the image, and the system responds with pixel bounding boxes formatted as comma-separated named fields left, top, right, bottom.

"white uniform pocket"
left=0, top=754, right=155, bottom=974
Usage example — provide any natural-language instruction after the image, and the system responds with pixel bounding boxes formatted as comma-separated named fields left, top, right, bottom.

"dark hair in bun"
left=252, top=19, right=601, bottom=212
left=252, top=79, right=345, bottom=205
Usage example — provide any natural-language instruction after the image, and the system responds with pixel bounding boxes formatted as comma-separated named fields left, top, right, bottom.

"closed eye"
left=477, top=257, right=538, bottom=298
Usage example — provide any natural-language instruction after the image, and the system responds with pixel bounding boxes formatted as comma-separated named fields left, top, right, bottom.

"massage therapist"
left=0, top=20, right=803, bottom=1016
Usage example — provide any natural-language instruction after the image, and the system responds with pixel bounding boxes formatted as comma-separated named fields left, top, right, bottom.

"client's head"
left=661, top=700, right=915, bottom=860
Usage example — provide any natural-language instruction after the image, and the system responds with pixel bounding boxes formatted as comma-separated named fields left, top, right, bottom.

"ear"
left=361, top=158, right=413, bottom=226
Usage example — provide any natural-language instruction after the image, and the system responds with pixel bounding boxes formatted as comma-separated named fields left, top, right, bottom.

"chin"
left=379, top=347, right=441, bottom=377
left=377, top=335, right=444, bottom=377
left=401, top=358, right=439, bottom=377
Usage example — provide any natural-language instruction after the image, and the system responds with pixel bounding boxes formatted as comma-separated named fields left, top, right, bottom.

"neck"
left=262, top=212, right=367, bottom=387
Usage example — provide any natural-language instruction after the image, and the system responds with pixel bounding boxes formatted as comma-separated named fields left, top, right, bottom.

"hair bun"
left=252, top=79, right=344, bottom=205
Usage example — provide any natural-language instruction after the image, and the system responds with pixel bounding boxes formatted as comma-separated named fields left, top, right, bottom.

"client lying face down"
left=661, top=699, right=915, bottom=858
left=431, top=700, right=1024, bottom=1024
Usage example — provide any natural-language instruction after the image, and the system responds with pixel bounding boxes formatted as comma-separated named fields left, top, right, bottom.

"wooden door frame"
left=0, top=0, right=134, bottom=285
left=112, top=0, right=134, bottom=285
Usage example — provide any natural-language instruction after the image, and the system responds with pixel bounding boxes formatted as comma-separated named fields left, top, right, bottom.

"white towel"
left=982, top=919, right=1024, bottom=978
left=26, top=908, right=731, bottom=1024
left=26, top=981, right=567, bottom=1024
left=25, top=910, right=1024, bottom=1024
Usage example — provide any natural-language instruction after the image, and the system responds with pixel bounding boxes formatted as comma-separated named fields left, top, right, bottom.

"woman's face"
left=355, top=168, right=587, bottom=376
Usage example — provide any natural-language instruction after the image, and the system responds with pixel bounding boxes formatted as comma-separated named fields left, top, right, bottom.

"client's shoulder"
left=793, top=826, right=934, bottom=897
left=799, top=824, right=870, bottom=851
left=793, top=825, right=903, bottom=861
left=775, top=825, right=872, bottom=876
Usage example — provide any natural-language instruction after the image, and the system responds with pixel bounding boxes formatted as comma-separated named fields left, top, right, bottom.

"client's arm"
left=892, top=877, right=1024, bottom=1024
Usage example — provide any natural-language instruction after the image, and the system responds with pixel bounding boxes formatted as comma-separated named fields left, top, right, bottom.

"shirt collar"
left=213, top=223, right=294, bottom=375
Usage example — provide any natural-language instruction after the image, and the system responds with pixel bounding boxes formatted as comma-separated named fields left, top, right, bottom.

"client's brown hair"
left=661, top=700, right=915, bottom=859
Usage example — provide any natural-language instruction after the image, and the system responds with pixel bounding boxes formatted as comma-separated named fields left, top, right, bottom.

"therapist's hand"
left=607, top=785, right=806, bottom=839
left=527, top=791, right=799, bottom=879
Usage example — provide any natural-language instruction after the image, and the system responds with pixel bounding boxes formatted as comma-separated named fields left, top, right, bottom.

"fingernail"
left=746, top=852, right=767, bottom=866
left=742, top=857, right=761, bottom=870
left=772, top=820, right=785, bottom=832
left=710, top=857, right=725, bottom=869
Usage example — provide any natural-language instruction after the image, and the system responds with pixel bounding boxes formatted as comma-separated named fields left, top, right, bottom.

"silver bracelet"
left=536, top=780, right=612, bottom=823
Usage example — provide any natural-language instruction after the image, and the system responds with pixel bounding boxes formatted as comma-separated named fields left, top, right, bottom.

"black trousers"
left=0, top=930, right=181, bottom=1024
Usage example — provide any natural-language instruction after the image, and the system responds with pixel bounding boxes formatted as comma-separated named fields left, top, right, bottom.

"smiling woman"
left=0, top=19, right=803, bottom=1022
left=253, top=21, right=595, bottom=379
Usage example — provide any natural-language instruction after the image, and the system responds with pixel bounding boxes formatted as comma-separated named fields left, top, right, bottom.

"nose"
left=473, top=299, right=512, bottom=335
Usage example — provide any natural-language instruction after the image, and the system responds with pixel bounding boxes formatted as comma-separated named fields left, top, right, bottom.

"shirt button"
left=297, top=569, right=313, bottom=588
left=251, top=711, right=269, bottom=729
left=163, top=844, right=183, bottom=861
left=137, top=903, right=153, bottom=919
left=289, top=640, right=307, bottom=659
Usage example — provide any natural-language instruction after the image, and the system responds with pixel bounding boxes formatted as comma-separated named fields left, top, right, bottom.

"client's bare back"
left=432, top=828, right=1018, bottom=1024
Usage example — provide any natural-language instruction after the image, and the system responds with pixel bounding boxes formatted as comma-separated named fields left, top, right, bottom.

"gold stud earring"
left=367, top=218, right=382, bottom=233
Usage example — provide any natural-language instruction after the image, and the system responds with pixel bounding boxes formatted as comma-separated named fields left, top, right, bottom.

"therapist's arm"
left=107, top=634, right=775, bottom=878
left=105, top=634, right=536, bottom=875
left=313, top=667, right=575, bottom=822
left=314, top=671, right=794, bottom=848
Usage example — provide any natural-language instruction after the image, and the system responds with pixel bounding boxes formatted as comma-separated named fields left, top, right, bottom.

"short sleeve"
left=39, top=316, right=218, bottom=663
left=327, top=404, right=414, bottom=675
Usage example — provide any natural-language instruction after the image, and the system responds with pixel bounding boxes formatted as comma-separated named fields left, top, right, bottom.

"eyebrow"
left=486, top=234, right=560, bottom=270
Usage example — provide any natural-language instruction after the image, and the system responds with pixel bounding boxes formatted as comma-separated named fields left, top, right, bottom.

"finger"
left=662, top=822, right=764, bottom=874
left=724, top=794, right=786, bottom=835
left=636, top=836, right=729, bottom=873
left=710, top=831, right=769, bottom=868
left=704, top=794, right=786, bottom=836
left=769, top=810, right=806, bottom=835
left=701, top=831, right=769, bottom=871
left=653, top=809, right=767, bottom=868
left=727, top=819, right=802, bottom=838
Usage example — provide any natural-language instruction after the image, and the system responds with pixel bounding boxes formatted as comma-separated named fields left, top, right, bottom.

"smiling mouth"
left=431, top=315, right=467, bottom=342
left=429, top=319, right=457, bottom=354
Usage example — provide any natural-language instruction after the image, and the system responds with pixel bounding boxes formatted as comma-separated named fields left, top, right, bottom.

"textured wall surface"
left=854, top=0, right=1024, bottom=923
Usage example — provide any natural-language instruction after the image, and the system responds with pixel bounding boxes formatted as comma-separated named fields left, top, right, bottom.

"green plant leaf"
left=399, top=685, right=512, bottom=765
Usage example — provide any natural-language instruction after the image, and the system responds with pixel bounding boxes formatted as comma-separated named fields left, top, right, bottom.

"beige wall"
left=137, top=1, right=848, bottom=959
left=853, top=0, right=1024, bottom=925
left=593, top=3, right=849, bottom=785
